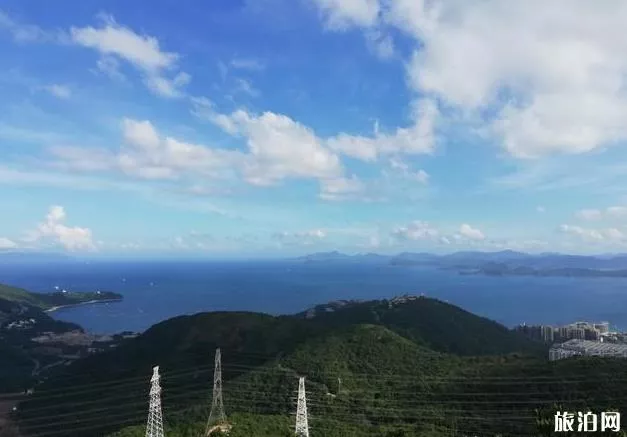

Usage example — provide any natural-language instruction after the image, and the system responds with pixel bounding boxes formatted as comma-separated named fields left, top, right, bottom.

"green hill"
left=0, top=284, right=42, bottom=308
left=14, top=296, right=550, bottom=437
left=0, top=282, right=122, bottom=311
left=299, top=296, right=543, bottom=356
left=15, top=295, right=627, bottom=437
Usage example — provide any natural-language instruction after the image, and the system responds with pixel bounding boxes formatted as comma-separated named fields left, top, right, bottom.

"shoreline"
left=45, top=298, right=123, bottom=313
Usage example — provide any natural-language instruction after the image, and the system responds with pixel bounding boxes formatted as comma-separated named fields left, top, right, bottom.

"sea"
left=2, top=259, right=627, bottom=334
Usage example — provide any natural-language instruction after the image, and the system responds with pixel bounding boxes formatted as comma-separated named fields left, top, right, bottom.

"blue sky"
left=2, top=0, right=627, bottom=257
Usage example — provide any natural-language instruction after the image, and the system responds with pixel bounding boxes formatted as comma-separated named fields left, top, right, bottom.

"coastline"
left=45, top=298, right=123, bottom=313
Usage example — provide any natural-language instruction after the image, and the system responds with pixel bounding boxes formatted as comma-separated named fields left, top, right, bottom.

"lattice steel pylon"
left=205, top=348, right=229, bottom=435
left=146, top=366, right=164, bottom=437
left=295, top=377, right=310, bottom=437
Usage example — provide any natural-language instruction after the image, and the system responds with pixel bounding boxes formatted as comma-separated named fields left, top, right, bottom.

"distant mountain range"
left=296, top=250, right=627, bottom=277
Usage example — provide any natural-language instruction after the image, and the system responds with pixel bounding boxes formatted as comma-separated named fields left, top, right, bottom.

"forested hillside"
left=12, top=297, right=627, bottom=437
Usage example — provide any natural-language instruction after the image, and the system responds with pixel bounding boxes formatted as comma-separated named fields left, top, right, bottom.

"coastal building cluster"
left=549, top=339, right=627, bottom=360
left=515, top=321, right=611, bottom=343
left=516, top=321, right=627, bottom=361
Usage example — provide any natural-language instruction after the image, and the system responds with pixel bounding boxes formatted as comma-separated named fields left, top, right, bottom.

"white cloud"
left=458, top=223, right=486, bottom=241
left=388, top=157, right=429, bottom=184
left=575, top=205, right=627, bottom=221
left=195, top=106, right=344, bottom=186
left=392, top=221, right=439, bottom=241
left=559, top=224, right=626, bottom=244
left=43, top=84, right=71, bottom=99
left=27, top=206, right=96, bottom=251
left=536, top=206, right=545, bottom=213
left=319, top=176, right=365, bottom=201
left=144, top=72, right=190, bottom=98
left=275, top=229, right=326, bottom=239
left=488, top=239, right=550, bottom=252
left=0, top=10, right=53, bottom=43
left=49, top=145, right=117, bottom=172
left=312, top=0, right=380, bottom=29
left=49, top=118, right=243, bottom=181
left=51, top=114, right=356, bottom=198
left=392, top=221, right=488, bottom=244
left=70, top=14, right=175, bottom=70
left=0, top=237, right=17, bottom=249
left=327, top=99, right=439, bottom=161
left=234, top=78, right=260, bottom=97
left=95, top=56, right=126, bottom=81
left=312, top=0, right=627, bottom=159
left=70, top=14, right=189, bottom=98
left=122, top=119, right=160, bottom=149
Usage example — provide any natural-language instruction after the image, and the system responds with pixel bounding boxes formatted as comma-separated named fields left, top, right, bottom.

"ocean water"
left=2, top=259, right=627, bottom=334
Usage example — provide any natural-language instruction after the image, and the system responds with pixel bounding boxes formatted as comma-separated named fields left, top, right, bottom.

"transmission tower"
left=295, top=377, right=310, bottom=437
left=146, top=366, right=164, bottom=437
left=205, top=348, right=229, bottom=435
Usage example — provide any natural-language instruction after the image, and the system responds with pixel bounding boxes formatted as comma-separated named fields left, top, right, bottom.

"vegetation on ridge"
left=0, top=283, right=122, bottom=311
left=13, top=296, right=551, bottom=437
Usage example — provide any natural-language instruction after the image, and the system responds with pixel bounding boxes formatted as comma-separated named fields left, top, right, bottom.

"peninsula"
left=0, top=283, right=123, bottom=312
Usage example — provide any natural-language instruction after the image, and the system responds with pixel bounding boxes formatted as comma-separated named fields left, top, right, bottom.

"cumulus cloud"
left=226, top=110, right=343, bottom=184
left=319, top=176, right=365, bottom=201
left=392, top=221, right=487, bottom=245
left=191, top=98, right=434, bottom=196
left=559, top=224, right=626, bottom=244
left=50, top=118, right=243, bottom=181
left=50, top=114, right=366, bottom=199
left=575, top=205, right=627, bottom=221
left=70, top=14, right=190, bottom=98
left=144, top=72, right=190, bottom=98
left=457, top=224, right=486, bottom=241
left=0, top=237, right=17, bottom=249
left=392, top=221, right=439, bottom=241
left=192, top=103, right=347, bottom=186
left=27, top=206, right=95, bottom=251
left=326, top=99, right=439, bottom=161
left=388, top=157, right=429, bottom=184
left=312, top=0, right=381, bottom=30
left=311, top=0, right=627, bottom=159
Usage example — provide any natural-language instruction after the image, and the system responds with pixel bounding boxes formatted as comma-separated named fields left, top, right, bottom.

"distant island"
left=296, top=250, right=627, bottom=278
left=464, top=262, right=627, bottom=278
left=0, top=283, right=123, bottom=312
